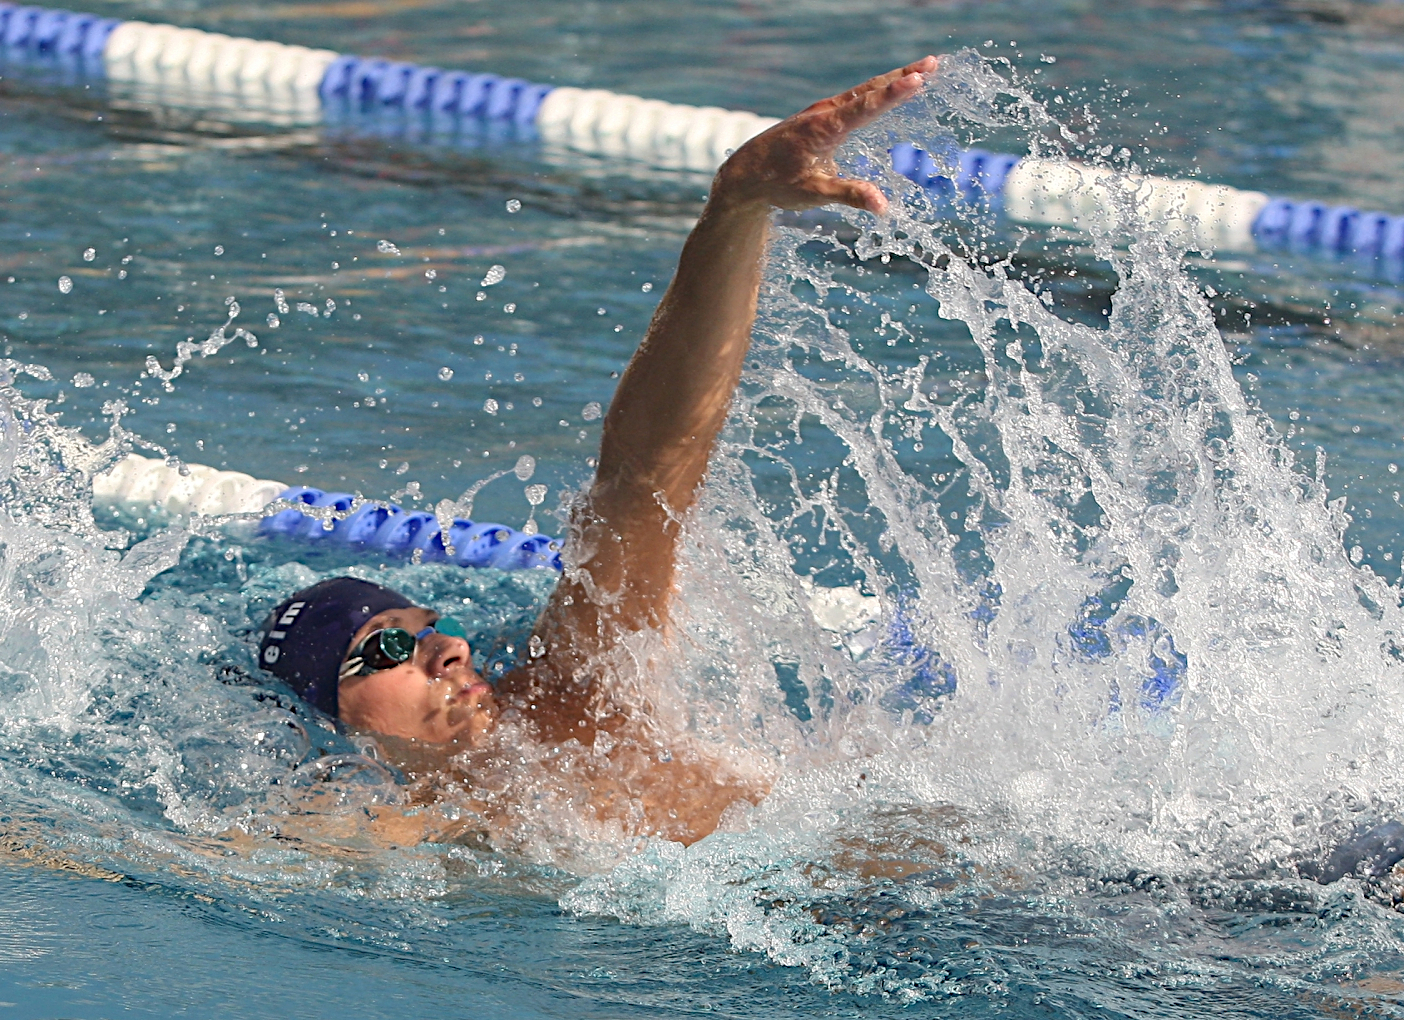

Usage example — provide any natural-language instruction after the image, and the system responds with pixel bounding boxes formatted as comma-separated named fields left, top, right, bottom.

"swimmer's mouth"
left=455, top=681, right=494, bottom=703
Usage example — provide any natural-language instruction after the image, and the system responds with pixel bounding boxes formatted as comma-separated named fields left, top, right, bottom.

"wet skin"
left=336, top=607, right=497, bottom=745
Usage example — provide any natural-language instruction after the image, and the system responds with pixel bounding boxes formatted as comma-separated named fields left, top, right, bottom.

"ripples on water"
left=4, top=14, right=1404, bottom=1019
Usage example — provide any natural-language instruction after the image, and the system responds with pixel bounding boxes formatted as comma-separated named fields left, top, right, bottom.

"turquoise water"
left=6, top=0, right=1404, bottom=1016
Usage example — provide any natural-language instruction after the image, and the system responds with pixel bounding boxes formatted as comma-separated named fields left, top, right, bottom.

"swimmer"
left=257, top=57, right=939, bottom=845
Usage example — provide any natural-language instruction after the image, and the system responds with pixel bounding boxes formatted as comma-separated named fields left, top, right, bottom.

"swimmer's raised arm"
left=504, top=58, right=937, bottom=742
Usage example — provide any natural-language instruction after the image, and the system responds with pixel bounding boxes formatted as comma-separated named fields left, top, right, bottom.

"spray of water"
left=560, top=51, right=1404, bottom=993
left=2, top=48, right=1404, bottom=1006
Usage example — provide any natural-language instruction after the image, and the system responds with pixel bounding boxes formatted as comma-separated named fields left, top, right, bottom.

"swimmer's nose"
left=422, top=631, right=474, bottom=676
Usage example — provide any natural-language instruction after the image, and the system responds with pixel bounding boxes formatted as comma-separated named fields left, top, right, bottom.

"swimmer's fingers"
left=804, top=174, right=890, bottom=216
left=810, top=56, right=937, bottom=141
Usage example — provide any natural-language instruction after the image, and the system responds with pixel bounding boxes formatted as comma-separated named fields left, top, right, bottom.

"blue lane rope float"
left=90, top=454, right=562, bottom=571
left=0, top=1, right=1397, bottom=260
left=260, top=485, right=562, bottom=570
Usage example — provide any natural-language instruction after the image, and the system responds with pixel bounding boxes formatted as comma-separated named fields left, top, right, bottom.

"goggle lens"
left=367, top=627, right=417, bottom=669
left=434, top=616, right=468, bottom=639
left=342, top=617, right=468, bottom=677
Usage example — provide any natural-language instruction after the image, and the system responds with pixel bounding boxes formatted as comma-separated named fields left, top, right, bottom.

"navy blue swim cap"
left=258, top=577, right=414, bottom=717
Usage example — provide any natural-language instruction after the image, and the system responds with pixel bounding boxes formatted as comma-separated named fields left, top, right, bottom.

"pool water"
left=6, top=0, right=1404, bottom=1016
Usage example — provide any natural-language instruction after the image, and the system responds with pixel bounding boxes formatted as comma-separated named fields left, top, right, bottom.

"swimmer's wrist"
left=704, top=187, right=771, bottom=220
left=706, top=161, right=779, bottom=218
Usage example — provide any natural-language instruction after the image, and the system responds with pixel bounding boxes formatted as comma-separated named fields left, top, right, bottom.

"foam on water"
left=2, top=49, right=1404, bottom=1012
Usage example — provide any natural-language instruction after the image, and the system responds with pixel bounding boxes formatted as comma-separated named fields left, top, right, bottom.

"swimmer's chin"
left=431, top=687, right=498, bottom=746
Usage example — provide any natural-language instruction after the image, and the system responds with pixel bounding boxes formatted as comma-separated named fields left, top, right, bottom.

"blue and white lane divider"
left=92, top=453, right=563, bottom=570
left=0, top=1, right=1399, bottom=260
left=888, top=143, right=1404, bottom=261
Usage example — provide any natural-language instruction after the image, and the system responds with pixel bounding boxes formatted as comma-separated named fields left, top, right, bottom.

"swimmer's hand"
left=713, top=56, right=937, bottom=216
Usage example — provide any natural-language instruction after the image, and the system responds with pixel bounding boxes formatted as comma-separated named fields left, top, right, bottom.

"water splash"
left=0, top=47, right=1403, bottom=1011
left=562, top=50, right=1404, bottom=997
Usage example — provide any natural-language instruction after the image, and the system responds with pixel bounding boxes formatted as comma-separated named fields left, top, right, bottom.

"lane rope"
left=91, top=453, right=563, bottom=570
left=0, top=1, right=1394, bottom=257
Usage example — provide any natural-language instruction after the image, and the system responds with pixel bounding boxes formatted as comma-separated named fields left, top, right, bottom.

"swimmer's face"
left=336, top=606, right=497, bottom=745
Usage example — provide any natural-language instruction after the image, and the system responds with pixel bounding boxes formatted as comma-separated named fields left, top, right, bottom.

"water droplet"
left=524, top=483, right=547, bottom=506
left=581, top=401, right=602, bottom=422
left=377, top=239, right=401, bottom=255
left=514, top=455, right=536, bottom=481
left=57, top=276, right=72, bottom=294
left=227, top=301, right=240, bottom=318
left=71, top=372, right=95, bottom=388
left=395, top=462, right=409, bottom=475
left=506, top=199, right=521, bottom=213
left=267, top=313, right=280, bottom=328
left=325, top=299, right=336, bottom=315
left=214, top=245, right=224, bottom=256
left=481, top=265, right=506, bottom=287
left=503, top=303, right=516, bottom=314
left=82, top=247, right=95, bottom=261
left=641, top=282, right=653, bottom=292
left=425, top=268, right=437, bottom=281
left=484, top=398, right=499, bottom=415
left=596, top=307, right=607, bottom=316
left=438, top=367, right=454, bottom=381
left=274, top=288, right=289, bottom=314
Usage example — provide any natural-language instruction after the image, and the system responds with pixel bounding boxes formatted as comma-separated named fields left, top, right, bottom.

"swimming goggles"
left=339, top=616, right=469, bottom=678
